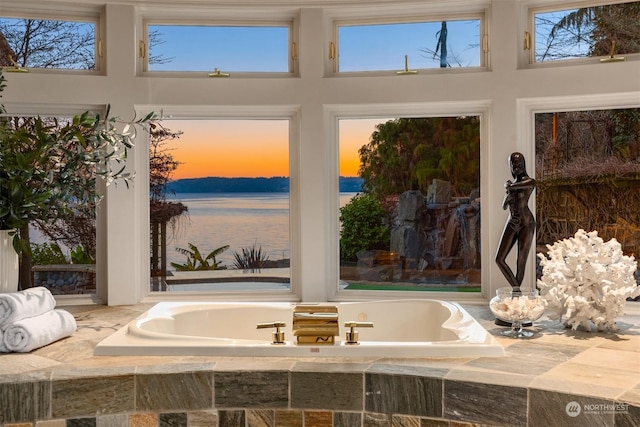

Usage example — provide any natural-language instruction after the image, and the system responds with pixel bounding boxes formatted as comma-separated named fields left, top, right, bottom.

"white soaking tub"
left=95, top=300, right=504, bottom=357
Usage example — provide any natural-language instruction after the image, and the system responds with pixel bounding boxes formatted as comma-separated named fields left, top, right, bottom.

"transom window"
left=334, top=17, right=484, bottom=73
left=144, top=22, right=293, bottom=73
left=0, top=15, right=98, bottom=70
left=530, top=1, right=640, bottom=63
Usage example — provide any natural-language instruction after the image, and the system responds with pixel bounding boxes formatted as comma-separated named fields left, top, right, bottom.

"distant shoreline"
left=166, top=176, right=364, bottom=194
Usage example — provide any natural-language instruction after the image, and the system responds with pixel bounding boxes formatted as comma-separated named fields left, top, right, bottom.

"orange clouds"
left=165, top=119, right=289, bottom=179
left=161, top=118, right=386, bottom=179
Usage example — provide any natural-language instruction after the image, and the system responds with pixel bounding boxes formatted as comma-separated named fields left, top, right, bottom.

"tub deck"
left=95, top=300, right=505, bottom=358
left=1, top=303, right=639, bottom=426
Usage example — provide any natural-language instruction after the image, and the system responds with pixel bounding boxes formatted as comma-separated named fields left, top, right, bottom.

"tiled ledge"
left=0, top=303, right=639, bottom=427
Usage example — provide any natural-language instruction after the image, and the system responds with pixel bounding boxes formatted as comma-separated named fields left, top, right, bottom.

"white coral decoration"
left=537, top=229, right=640, bottom=331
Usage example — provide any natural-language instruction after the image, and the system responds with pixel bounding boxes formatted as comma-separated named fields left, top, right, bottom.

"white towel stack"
left=0, top=287, right=77, bottom=353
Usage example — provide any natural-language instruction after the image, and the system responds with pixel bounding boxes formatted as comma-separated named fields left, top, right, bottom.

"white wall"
left=3, top=0, right=639, bottom=304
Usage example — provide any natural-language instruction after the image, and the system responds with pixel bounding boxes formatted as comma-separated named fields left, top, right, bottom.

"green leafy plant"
left=171, top=243, right=229, bottom=271
left=0, top=68, right=154, bottom=288
left=30, top=243, right=69, bottom=265
left=70, top=245, right=95, bottom=264
left=233, top=244, right=269, bottom=272
left=339, top=193, right=390, bottom=262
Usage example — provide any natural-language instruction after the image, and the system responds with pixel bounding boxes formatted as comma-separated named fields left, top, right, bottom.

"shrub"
left=70, top=245, right=95, bottom=264
left=233, top=244, right=269, bottom=272
left=339, top=193, right=389, bottom=262
left=31, top=243, right=68, bottom=265
left=171, top=243, right=229, bottom=271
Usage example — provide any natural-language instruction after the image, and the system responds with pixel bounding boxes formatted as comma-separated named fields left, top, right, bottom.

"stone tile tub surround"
left=0, top=303, right=637, bottom=427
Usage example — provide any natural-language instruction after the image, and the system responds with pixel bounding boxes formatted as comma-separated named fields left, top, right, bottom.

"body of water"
left=164, top=192, right=356, bottom=269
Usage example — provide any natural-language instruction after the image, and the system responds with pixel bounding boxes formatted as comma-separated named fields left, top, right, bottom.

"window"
left=149, top=118, right=293, bottom=293
left=145, top=23, right=293, bottom=73
left=335, top=17, right=484, bottom=72
left=337, top=116, right=481, bottom=293
left=0, top=16, right=98, bottom=70
left=531, top=1, right=640, bottom=63
left=1, top=113, right=100, bottom=297
left=535, top=107, right=640, bottom=259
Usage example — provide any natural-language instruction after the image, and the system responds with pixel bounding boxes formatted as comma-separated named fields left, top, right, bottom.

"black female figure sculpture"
left=495, top=152, right=536, bottom=290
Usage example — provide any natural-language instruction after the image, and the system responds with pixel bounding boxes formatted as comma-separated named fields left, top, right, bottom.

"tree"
left=435, top=21, right=448, bottom=68
left=0, top=77, right=155, bottom=289
left=149, top=122, right=188, bottom=280
left=0, top=18, right=95, bottom=69
left=358, top=117, right=480, bottom=200
left=0, top=18, right=174, bottom=286
left=0, top=17, right=173, bottom=69
left=536, top=3, right=640, bottom=61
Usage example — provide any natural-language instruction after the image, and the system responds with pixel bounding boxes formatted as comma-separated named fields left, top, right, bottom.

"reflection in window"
left=149, top=119, right=291, bottom=292
left=533, top=2, right=640, bottom=62
left=337, top=19, right=482, bottom=72
left=0, top=17, right=96, bottom=69
left=146, top=24, right=291, bottom=72
left=338, top=117, right=481, bottom=292
left=535, top=108, right=640, bottom=258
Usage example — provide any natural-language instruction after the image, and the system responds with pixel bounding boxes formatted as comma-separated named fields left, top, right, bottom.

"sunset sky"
left=162, top=118, right=385, bottom=179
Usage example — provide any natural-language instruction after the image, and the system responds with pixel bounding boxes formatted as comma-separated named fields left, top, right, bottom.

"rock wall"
left=388, top=183, right=480, bottom=282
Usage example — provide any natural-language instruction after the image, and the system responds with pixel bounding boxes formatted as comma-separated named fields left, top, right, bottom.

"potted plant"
left=0, top=68, right=154, bottom=291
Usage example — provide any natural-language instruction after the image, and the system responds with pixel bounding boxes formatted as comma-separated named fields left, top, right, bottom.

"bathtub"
left=95, top=300, right=504, bottom=357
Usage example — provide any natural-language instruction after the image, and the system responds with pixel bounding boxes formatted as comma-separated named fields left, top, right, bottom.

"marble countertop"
left=1, top=301, right=639, bottom=407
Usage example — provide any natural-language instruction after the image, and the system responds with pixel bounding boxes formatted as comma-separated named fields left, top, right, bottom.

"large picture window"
left=149, top=118, right=292, bottom=293
left=535, top=107, right=640, bottom=259
left=338, top=116, right=481, bottom=292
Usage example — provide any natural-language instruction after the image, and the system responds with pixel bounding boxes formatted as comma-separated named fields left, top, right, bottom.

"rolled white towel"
left=0, top=287, right=57, bottom=328
left=3, top=309, right=77, bottom=353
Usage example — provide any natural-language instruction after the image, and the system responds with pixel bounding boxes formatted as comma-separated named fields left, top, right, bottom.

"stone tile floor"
left=1, top=301, right=639, bottom=406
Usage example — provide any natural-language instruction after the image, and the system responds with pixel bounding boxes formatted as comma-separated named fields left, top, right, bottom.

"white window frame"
left=0, top=4, right=104, bottom=74
left=324, top=101, right=491, bottom=303
left=136, top=104, right=302, bottom=302
left=521, top=0, right=640, bottom=69
left=138, top=11, right=299, bottom=78
left=329, top=11, right=489, bottom=76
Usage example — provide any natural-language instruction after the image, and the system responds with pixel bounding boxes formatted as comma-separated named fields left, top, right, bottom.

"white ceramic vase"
left=0, top=229, right=19, bottom=293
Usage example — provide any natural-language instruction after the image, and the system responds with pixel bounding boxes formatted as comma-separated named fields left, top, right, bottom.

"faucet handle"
left=257, top=321, right=286, bottom=345
left=344, top=321, right=374, bottom=345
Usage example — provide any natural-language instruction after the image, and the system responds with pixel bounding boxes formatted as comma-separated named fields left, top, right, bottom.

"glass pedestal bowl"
left=489, top=287, right=546, bottom=338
